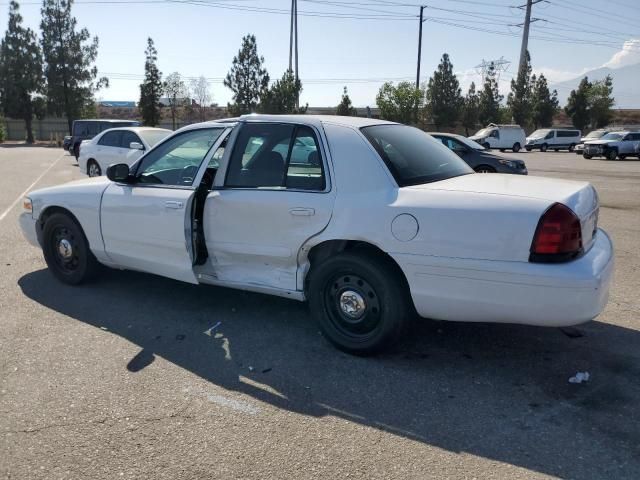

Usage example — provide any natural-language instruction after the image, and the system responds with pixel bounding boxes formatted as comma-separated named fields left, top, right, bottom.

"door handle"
left=289, top=207, right=315, bottom=216
left=165, top=201, right=184, bottom=209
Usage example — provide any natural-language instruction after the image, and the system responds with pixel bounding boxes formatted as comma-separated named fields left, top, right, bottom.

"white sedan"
left=78, top=127, right=172, bottom=177
left=20, top=115, right=614, bottom=354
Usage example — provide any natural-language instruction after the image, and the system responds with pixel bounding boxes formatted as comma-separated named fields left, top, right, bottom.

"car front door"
left=203, top=122, right=336, bottom=292
left=100, top=127, right=228, bottom=283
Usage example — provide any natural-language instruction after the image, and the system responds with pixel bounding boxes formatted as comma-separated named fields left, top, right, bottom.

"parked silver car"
left=583, top=131, right=640, bottom=160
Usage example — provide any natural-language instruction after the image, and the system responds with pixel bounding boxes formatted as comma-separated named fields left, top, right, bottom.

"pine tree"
left=0, top=1, right=44, bottom=143
left=40, top=0, right=107, bottom=133
left=260, top=70, right=306, bottom=114
left=425, top=53, right=462, bottom=130
left=507, top=51, right=532, bottom=128
left=336, top=86, right=356, bottom=116
left=531, top=74, right=558, bottom=128
left=478, top=63, right=503, bottom=126
left=461, top=82, right=480, bottom=136
left=138, top=38, right=162, bottom=126
left=565, top=77, right=591, bottom=131
left=224, top=34, right=269, bottom=115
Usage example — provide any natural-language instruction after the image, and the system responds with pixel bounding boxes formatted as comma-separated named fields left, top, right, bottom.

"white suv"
left=583, top=131, right=640, bottom=160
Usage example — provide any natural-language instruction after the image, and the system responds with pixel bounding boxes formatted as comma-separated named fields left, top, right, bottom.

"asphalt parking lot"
left=1, top=147, right=639, bottom=479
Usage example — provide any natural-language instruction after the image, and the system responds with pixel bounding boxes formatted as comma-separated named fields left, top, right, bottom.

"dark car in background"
left=430, top=132, right=528, bottom=174
left=70, top=119, right=140, bottom=159
left=62, top=135, right=72, bottom=151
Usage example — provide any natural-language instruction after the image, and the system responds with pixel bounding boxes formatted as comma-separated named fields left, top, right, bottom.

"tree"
left=564, top=77, right=591, bottom=131
left=224, top=34, right=269, bottom=115
left=164, top=72, right=187, bottom=130
left=376, top=81, right=423, bottom=125
left=588, top=75, right=614, bottom=128
left=424, top=53, right=462, bottom=130
left=0, top=1, right=44, bottom=143
left=507, top=51, right=532, bottom=128
left=260, top=69, right=306, bottom=114
left=190, top=75, right=211, bottom=122
left=478, top=63, right=503, bottom=126
left=530, top=74, right=558, bottom=128
left=40, top=0, right=107, bottom=134
left=461, top=82, right=480, bottom=136
left=336, top=86, right=356, bottom=116
left=138, top=37, right=162, bottom=126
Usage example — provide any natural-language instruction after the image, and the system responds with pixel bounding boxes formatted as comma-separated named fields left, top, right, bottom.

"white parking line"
left=0, top=151, right=66, bottom=223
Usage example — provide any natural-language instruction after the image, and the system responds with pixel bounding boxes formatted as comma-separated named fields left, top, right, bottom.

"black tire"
left=73, top=143, right=80, bottom=160
left=42, top=213, right=100, bottom=285
left=307, top=252, right=411, bottom=355
left=553, top=149, right=559, bottom=152
left=540, top=143, right=548, bottom=152
left=474, top=165, right=496, bottom=173
left=619, top=154, right=627, bottom=160
left=606, top=149, right=618, bottom=161
left=569, top=143, right=575, bottom=152
left=583, top=154, right=593, bottom=159
left=525, top=146, right=532, bottom=152
left=512, top=142, right=521, bottom=152
left=87, top=159, right=101, bottom=177
left=499, top=149, right=505, bottom=152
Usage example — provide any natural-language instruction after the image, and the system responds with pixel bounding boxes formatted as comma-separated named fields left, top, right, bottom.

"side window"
left=73, top=122, right=86, bottom=136
left=225, top=123, right=294, bottom=188
left=136, top=128, right=224, bottom=186
left=286, top=126, right=325, bottom=191
left=545, top=131, right=555, bottom=139
left=491, top=130, right=499, bottom=139
left=86, top=122, right=101, bottom=136
left=120, top=131, right=141, bottom=149
left=98, top=131, right=123, bottom=147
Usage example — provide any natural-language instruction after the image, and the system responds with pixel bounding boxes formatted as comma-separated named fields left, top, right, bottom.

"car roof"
left=178, top=114, right=397, bottom=132
left=74, top=119, right=140, bottom=123
left=104, top=126, right=172, bottom=133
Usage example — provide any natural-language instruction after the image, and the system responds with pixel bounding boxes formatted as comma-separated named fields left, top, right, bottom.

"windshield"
left=585, top=130, right=607, bottom=139
left=139, top=129, right=172, bottom=147
left=454, top=135, right=486, bottom=150
left=601, top=133, right=624, bottom=141
left=529, top=129, right=551, bottom=138
left=361, top=125, right=473, bottom=187
left=473, top=128, right=493, bottom=137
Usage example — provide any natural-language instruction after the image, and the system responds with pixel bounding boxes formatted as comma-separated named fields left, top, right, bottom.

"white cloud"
left=603, top=38, right=640, bottom=69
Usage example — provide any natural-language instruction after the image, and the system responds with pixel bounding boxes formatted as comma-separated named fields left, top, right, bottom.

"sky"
left=4, top=0, right=640, bottom=107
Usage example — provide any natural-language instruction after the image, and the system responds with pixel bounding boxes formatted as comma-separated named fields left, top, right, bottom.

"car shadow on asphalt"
left=18, top=268, right=640, bottom=479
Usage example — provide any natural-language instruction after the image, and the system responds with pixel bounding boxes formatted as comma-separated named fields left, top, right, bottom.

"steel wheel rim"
left=323, top=273, right=382, bottom=339
left=50, top=226, right=80, bottom=274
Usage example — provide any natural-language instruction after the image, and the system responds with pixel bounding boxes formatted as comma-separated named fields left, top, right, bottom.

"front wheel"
left=619, top=154, right=627, bottom=160
left=583, top=154, right=593, bottom=159
left=569, top=143, right=575, bottom=152
left=42, top=213, right=100, bottom=285
left=512, top=142, right=521, bottom=152
left=307, top=252, right=411, bottom=355
left=525, top=146, right=532, bottom=152
left=606, top=149, right=618, bottom=160
left=87, top=160, right=101, bottom=177
left=540, top=143, right=548, bottom=152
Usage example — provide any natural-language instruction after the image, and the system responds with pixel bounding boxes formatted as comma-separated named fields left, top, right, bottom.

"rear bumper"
left=19, top=212, right=40, bottom=248
left=392, top=228, right=614, bottom=327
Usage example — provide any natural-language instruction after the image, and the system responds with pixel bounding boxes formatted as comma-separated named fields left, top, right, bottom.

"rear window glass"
left=361, top=125, right=472, bottom=187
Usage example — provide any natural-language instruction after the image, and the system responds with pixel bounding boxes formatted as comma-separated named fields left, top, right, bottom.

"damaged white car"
left=20, top=115, right=614, bottom=354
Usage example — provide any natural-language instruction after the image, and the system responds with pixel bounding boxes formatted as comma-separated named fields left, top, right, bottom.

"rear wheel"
left=512, top=142, right=521, bottom=152
left=525, top=146, right=532, bottom=152
left=307, top=252, right=411, bottom=355
left=87, top=160, right=101, bottom=177
left=606, top=149, right=618, bottom=160
left=475, top=165, right=496, bottom=173
left=569, top=143, right=576, bottom=152
left=42, top=213, right=100, bottom=285
left=540, top=143, right=548, bottom=152
left=73, top=143, right=80, bottom=160
left=583, top=154, right=593, bottom=159
left=619, top=154, right=627, bottom=160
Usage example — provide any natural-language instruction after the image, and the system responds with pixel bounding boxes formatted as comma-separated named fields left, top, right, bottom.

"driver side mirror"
left=106, top=163, right=131, bottom=183
left=129, top=141, right=144, bottom=150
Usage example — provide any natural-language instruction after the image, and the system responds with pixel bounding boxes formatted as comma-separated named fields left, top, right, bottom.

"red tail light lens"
left=530, top=203, right=582, bottom=262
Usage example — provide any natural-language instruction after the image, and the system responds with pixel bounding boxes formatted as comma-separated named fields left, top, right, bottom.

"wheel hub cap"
left=57, top=238, right=73, bottom=259
left=339, top=290, right=366, bottom=319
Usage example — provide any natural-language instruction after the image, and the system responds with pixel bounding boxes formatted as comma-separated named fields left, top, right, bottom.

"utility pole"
left=289, top=0, right=299, bottom=109
left=516, top=0, right=543, bottom=78
left=289, top=0, right=294, bottom=72
left=416, top=6, right=425, bottom=89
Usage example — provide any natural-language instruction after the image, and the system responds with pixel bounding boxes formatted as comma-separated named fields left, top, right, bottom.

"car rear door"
left=203, top=122, right=336, bottom=292
left=95, top=130, right=123, bottom=171
left=119, top=130, right=146, bottom=167
left=100, top=126, right=228, bottom=283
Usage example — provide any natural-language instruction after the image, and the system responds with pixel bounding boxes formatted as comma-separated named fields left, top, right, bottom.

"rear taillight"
left=530, top=203, right=582, bottom=263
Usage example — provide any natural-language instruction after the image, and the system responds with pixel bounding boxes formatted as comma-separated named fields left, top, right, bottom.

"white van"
left=469, top=124, right=526, bottom=152
left=525, top=128, right=581, bottom=152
